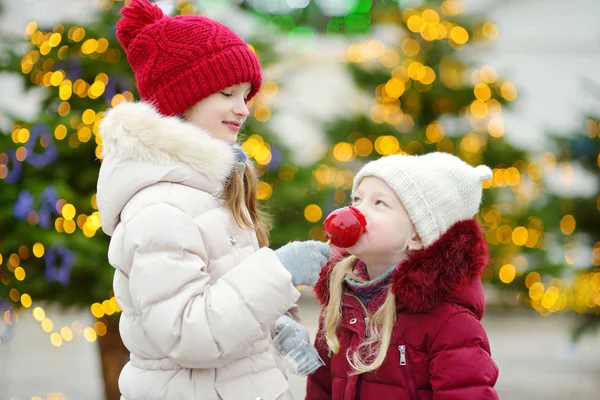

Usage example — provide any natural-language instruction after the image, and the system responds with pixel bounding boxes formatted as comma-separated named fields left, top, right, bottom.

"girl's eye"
left=375, top=200, right=386, bottom=206
left=220, top=92, right=233, bottom=97
left=352, top=197, right=361, bottom=204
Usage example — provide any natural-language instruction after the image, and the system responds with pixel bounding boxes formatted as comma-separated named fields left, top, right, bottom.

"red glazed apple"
left=323, top=206, right=367, bottom=248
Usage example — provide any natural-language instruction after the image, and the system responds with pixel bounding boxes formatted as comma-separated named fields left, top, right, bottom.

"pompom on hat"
left=353, top=152, right=493, bottom=248
left=115, top=0, right=262, bottom=116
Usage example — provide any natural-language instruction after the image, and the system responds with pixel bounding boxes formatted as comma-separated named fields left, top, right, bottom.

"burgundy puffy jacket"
left=307, top=219, right=499, bottom=400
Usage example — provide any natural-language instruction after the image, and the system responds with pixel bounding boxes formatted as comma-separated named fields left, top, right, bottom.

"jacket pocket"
left=399, top=345, right=421, bottom=400
left=215, top=368, right=289, bottom=400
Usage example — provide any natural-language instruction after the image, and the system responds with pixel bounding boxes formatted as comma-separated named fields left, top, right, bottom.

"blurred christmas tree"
left=531, top=118, right=600, bottom=341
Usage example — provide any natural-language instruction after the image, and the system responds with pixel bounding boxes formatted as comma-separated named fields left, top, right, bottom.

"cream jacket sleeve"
left=123, top=202, right=300, bottom=369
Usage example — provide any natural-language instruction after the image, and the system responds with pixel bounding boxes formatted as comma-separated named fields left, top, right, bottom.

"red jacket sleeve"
left=429, top=311, right=499, bottom=400
left=306, top=315, right=332, bottom=400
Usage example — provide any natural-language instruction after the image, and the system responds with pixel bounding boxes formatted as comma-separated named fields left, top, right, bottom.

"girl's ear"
left=407, top=233, right=423, bottom=252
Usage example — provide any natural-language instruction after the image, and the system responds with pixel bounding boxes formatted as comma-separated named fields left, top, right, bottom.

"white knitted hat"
left=353, top=152, right=493, bottom=247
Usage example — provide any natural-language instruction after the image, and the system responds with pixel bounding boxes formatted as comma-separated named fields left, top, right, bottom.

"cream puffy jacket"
left=97, top=102, right=301, bottom=400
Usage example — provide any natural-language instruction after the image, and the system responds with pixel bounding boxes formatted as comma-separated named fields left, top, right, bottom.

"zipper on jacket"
left=399, top=344, right=407, bottom=365
left=398, top=345, right=420, bottom=400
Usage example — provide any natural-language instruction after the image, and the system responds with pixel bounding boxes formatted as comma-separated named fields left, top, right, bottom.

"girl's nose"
left=354, top=203, right=367, bottom=219
left=234, top=100, right=249, bottom=118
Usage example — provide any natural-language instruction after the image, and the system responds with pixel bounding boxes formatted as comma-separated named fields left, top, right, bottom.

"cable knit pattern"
left=353, top=152, right=493, bottom=247
left=116, top=0, right=262, bottom=116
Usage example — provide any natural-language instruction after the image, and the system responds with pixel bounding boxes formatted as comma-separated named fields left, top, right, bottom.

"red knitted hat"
left=116, top=0, right=262, bottom=116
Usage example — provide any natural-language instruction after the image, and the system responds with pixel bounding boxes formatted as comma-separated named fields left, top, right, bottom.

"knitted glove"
left=275, top=241, right=331, bottom=287
left=274, top=314, right=322, bottom=376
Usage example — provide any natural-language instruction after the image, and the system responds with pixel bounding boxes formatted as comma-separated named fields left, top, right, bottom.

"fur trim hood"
left=314, top=219, right=489, bottom=318
left=96, top=101, right=236, bottom=235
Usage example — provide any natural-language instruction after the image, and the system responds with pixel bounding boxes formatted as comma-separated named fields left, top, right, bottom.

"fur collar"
left=314, top=219, right=489, bottom=315
left=100, top=101, right=235, bottom=183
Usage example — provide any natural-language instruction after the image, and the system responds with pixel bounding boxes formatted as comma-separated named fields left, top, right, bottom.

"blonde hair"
left=323, top=224, right=422, bottom=375
left=222, top=160, right=272, bottom=247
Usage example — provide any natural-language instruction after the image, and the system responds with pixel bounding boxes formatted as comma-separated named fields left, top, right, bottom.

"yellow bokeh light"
left=111, top=296, right=122, bottom=313
left=254, top=105, right=271, bottom=122
left=41, top=318, right=54, bottom=333
left=474, top=83, right=492, bottom=101
left=541, top=287, right=560, bottom=309
left=71, top=27, right=85, bottom=42
left=21, top=293, right=32, bottom=308
left=256, top=181, right=272, bottom=200
left=487, top=118, right=504, bottom=138
left=64, top=219, right=76, bottom=234
left=500, top=82, right=518, bottom=101
left=407, top=15, right=424, bottom=33
left=426, top=122, right=445, bottom=143
left=82, top=109, right=96, bottom=125
left=407, top=61, right=426, bottom=80
left=49, top=33, right=62, bottom=47
left=304, top=204, right=323, bottom=223
left=32, top=307, right=46, bottom=321
left=560, top=215, right=576, bottom=235
left=470, top=100, right=488, bottom=118
left=102, top=299, right=115, bottom=316
left=54, top=125, right=67, bottom=140
left=50, top=332, right=63, bottom=347
left=61, top=204, right=76, bottom=220
left=333, top=142, right=354, bottom=162
left=482, top=22, right=499, bottom=40
left=59, top=84, right=72, bottom=101
left=504, top=167, right=520, bottom=186
left=460, top=134, right=482, bottom=153
left=499, top=264, right=516, bottom=284
left=354, top=138, right=373, bottom=157
left=377, top=136, right=400, bottom=155
left=480, top=66, right=498, bottom=83
left=441, top=0, right=462, bottom=16
left=422, top=9, right=440, bottom=24
left=58, top=102, right=71, bottom=117
left=14, top=266, right=26, bottom=281
left=94, top=321, right=108, bottom=336
left=385, top=78, right=406, bottom=98
left=261, top=81, right=278, bottom=98
left=401, top=38, right=420, bottom=57
left=25, top=21, right=38, bottom=36
left=512, top=226, right=528, bottom=246
left=450, top=26, right=469, bottom=44
left=90, top=303, right=104, bottom=319
left=78, top=127, right=92, bottom=143
left=81, top=38, right=98, bottom=54
left=61, top=326, right=74, bottom=342
left=254, top=145, right=272, bottom=166
left=496, top=225, right=512, bottom=244
left=50, top=71, right=65, bottom=86
left=89, top=81, right=105, bottom=97
left=9, top=288, right=20, bottom=302
left=420, top=67, right=436, bottom=84
left=529, top=282, right=545, bottom=301
left=97, top=38, right=109, bottom=53
left=84, top=327, right=98, bottom=343
left=17, top=128, right=30, bottom=143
